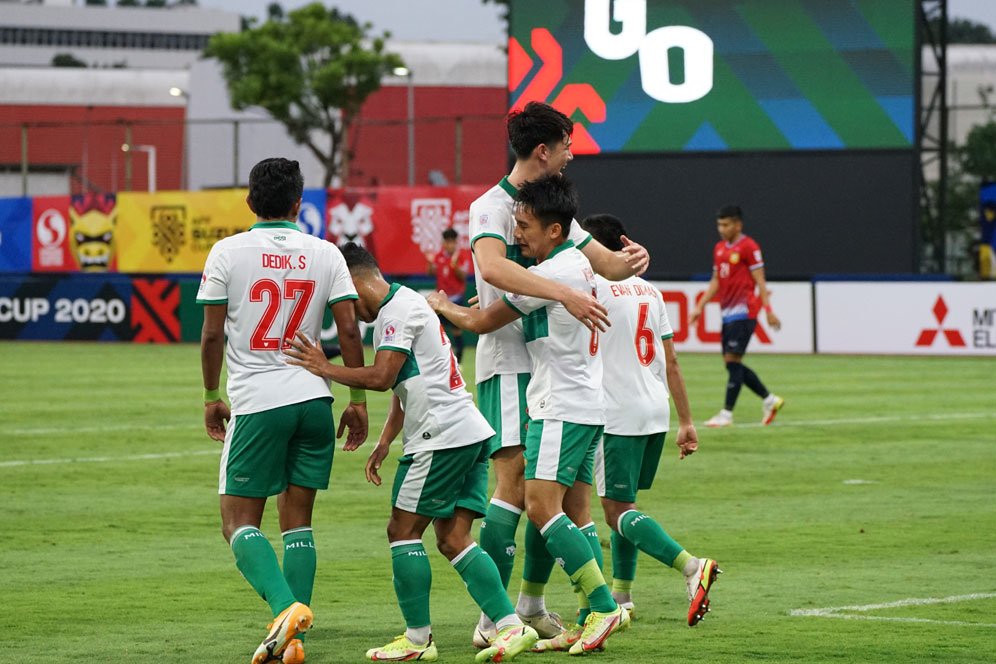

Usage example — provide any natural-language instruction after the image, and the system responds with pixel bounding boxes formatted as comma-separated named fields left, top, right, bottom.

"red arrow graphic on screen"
left=511, top=28, right=562, bottom=111
left=552, top=83, right=605, bottom=154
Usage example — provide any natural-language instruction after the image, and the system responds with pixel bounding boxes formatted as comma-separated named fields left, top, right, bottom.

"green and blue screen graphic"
left=509, top=0, right=915, bottom=153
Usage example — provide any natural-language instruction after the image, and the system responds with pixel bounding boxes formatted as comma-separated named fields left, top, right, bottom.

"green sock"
left=541, top=514, right=616, bottom=613
left=522, top=519, right=554, bottom=585
left=580, top=523, right=604, bottom=570
left=479, top=501, right=521, bottom=590
left=618, top=510, right=685, bottom=569
left=282, top=527, right=316, bottom=604
left=610, top=529, right=638, bottom=587
left=392, top=541, right=432, bottom=629
left=453, top=543, right=516, bottom=623
left=230, top=526, right=297, bottom=616
left=282, top=527, right=316, bottom=641
left=574, top=583, right=590, bottom=625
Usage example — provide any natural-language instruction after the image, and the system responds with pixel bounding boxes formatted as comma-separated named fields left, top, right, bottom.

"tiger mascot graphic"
left=69, top=193, right=117, bottom=272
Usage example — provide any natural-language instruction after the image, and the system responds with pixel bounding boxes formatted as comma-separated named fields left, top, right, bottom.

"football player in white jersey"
left=198, top=158, right=369, bottom=664
left=431, top=175, right=629, bottom=655
left=466, top=101, right=650, bottom=647
left=581, top=214, right=721, bottom=627
left=285, top=243, right=539, bottom=664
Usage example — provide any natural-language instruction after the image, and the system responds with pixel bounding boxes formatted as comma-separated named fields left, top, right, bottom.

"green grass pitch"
left=1, top=342, right=993, bottom=663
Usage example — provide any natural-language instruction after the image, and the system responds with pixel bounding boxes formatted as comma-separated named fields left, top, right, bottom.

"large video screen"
left=509, top=0, right=915, bottom=153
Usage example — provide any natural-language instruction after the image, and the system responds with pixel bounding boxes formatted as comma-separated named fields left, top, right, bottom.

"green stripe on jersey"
left=522, top=308, right=549, bottom=342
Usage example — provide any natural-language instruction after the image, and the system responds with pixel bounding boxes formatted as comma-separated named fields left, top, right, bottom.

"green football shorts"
left=594, top=432, right=667, bottom=503
left=391, top=439, right=490, bottom=518
left=476, top=372, right=530, bottom=456
left=523, top=419, right=603, bottom=487
left=219, top=397, right=334, bottom=498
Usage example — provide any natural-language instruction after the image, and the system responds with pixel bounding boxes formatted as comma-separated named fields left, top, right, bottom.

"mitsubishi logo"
left=915, top=296, right=966, bottom=347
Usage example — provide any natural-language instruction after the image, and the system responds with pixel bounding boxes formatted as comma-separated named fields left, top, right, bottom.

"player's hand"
left=339, top=402, right=369, bottom=451
left=467, top=294, right=480, bottom=309
left=766, top=310, right=782, bottom=331
left=365, top=441, right=391, bottom=485
left=424, top=251, right=435, bottom=263
left=676, top=423, right=698, bottom=459
left=561, top=287, right=610, bottom=333
left=425, top=290, right=448, bottom=313
left=688, top=307, right=703, bottom=326
left=204, top=400, right=231, bottom=442
left=620, top=235, right=650, bottom=276
left=284, top=332, right=330, bottom=378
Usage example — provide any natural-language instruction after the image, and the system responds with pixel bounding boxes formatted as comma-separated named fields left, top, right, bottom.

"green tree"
left=51, top=53, right=88, bottom=67
left=928, top=17, right=996, bottom=44
left=117, top=0, right=140, bottom=6
left=205, top=2, right=403, bottom=187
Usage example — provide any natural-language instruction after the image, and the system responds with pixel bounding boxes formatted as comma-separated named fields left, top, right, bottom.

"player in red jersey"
left=426, top=227, right=473, bottom=362
left=689, top=205, right=784, bottom=427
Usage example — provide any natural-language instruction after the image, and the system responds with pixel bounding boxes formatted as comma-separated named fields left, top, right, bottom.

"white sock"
left=478, top=612, right=496, bottom=632
left=496, top=613, right=523, bottom=631
left=406, top=626, right=431, bottom=646
left=612, top=590, right=633, bottom=604
left=515, top=592, right=546, bottom=616
left=683, top=556, right=701, bottom=577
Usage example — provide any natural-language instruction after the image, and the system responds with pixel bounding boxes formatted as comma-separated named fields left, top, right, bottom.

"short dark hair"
left=442, top=228, right=458, bottom=241
left=515, top=175, right=578, bottom=231
left=341, top=241, right=380, bottom=275
left=248, top=158, right=304, bottom=219
left=580, top=214, right=627, bottom=252
left=717, top=205, right=743, bottom=221
left=507, top=102, right=574, bottom=160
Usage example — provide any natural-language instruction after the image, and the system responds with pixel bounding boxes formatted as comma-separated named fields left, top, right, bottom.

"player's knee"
left=436, top=533, right=471, bottom=560
left=725, top=361, right=744, bottom=380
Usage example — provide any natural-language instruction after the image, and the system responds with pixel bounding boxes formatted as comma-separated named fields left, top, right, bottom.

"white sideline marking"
left=842, top=479, right=879, bottom=485
left=0, top=449, right=218, bottom=468
left=5, top=423, right=196, bottom=436
left=736, top=411, right=995, bottom=429
left=791, top=593, right=996, bottom=628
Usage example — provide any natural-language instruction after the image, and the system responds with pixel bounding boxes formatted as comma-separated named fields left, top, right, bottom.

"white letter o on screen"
left=584, top=0, right=647, bottom=61
left=639, top=26, right=713, bottom=103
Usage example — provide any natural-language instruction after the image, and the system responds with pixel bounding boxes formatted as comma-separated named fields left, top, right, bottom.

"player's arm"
left=200, top=303, right=231, bottom=442
left=365, top=394, right=403, bottom=487
left=473, top=235, right=608, bottom=331
left=579, top=235, right=650, bottom=280
left=425, top=252, right=437, bottom=275
left=750, top=266, right=781, bottom=331
left=662, top=338, right=697, bottom=459
left=427, top=290, right=521, bottom=334
left=688, top=273, right=720, bottom=326
left=329, top=298, right=369, bottom=448
left=285, top=332, right=408, bottom=392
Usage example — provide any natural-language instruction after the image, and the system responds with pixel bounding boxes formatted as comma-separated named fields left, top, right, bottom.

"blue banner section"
left=297, top=188, right=327, bottom=239
left=0, top=197, right=32, bottom=272
left=0, top=274, right=134, bottom=341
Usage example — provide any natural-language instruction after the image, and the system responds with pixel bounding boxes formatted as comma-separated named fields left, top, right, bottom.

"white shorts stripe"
left=499, top=374, right=522, bottom=447
left=535, top=420, right=564, bottom=481
left=218, top=415, right=236, bottom=495
left=593, top=436, right=606, bottom=497
left=395, top=451, right=433, bottom=512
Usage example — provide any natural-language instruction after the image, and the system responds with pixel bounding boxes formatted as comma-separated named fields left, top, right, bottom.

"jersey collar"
left=544, top=238, right=575, bottom=262
left=380, top=282, right=403, bottom=309
left=498, top=176, right=518, bottom=198
left=250, top=220, right=301, bottom=231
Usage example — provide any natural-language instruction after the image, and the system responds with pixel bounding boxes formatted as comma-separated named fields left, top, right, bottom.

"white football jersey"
left=196, top=221, right=358, bottom=415
left=374, top=284, right=495, bottom=454
left=595, top=275, right=673, bottom=435
left=468, top=177, right=593, bottom=384
left=503, top=241, right=604, bottom=426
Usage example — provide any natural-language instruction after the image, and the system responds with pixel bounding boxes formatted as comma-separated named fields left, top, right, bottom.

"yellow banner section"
left=117, top=190, right=254, bottom=273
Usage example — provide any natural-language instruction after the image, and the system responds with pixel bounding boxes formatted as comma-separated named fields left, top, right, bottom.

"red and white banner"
left=324, top=185, right=487, bottom=274
left=815, top=282, right=996, bottom=356
left=649, top=281, right=814, bottom=354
